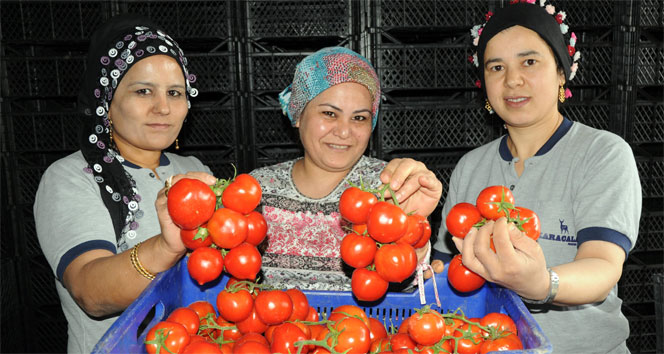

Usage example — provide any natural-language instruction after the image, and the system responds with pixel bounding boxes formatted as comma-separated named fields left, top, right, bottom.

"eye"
left=168, top=89, right=183, bottom=97
left=322, top=111, right=336, bottom=118
left=524, top=58, right=537, bottom=66
left=489, top=64, right=503, bottom=72
left=353, top=114, right=369, bottom=121
left=136, top=88, right=151, bottom=95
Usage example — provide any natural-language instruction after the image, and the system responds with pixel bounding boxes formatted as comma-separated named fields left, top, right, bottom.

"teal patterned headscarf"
left=279, top=47, right=381, bottom=130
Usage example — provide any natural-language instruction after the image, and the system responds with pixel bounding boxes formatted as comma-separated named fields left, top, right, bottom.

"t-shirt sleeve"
left=573, top=135, right=641, bottom=255
left=34, top=157, right=117, bottom=281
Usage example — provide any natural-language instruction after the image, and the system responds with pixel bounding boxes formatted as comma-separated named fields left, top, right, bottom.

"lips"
left=504, top=96, right=530, bottom=107
left=146, top=123, right=171, bottom=130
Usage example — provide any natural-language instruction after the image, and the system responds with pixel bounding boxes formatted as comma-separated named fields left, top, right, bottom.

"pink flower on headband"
left=568, top=45, right=576, bottom=56
left=545, top=5, right=555, bottom=14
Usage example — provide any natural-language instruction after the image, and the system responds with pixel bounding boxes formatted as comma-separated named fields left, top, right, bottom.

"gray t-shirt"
left=34, top=150, right=210, bottom=354
left=434, top=119, right=641, bottom=354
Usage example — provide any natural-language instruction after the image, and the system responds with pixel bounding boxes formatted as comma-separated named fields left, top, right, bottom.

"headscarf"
left=77, top=13, right=197, bottom=251
left=278, top=47, right=381, bottom=130
left=476, top=2, right=573, bottom=90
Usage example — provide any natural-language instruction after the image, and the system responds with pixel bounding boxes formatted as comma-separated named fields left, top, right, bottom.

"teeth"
left=328, top=144, right=349, bottom=149
left=507, top=97, right=527, bottom=103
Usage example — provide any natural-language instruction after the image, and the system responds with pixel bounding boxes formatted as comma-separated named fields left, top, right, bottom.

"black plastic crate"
left=379, top=102, right=494, bottom=151
left=561, top=102, right=614, bottom=133
left=3, top=55, right=86, bottom=98
left=179, top=104, right=239, bottom=149
left=6, top=110, right=80, bottom=152
left=636, top=42, right=664, bottom=86
left=20, top=258, right=61, bottom=308
left=0, top=1, right=109, bottom=41
left=632, top=100, right=664, bottom=144
left=620, top=264, right=664, bottom=304
left=248, top=51, right=308, bottom=92
left=119, top=1, right=232, bottom=40
left=245, top=0, right=350, bottom=39
left=639, top=0, right=663, bottom=27
left=22, top=306, right=68, bottom=354
left=254, top=146, right=304, bottom=170
left=374, top=0, right=488, bottom=30
left=626, top=315, right=658, bottom=354
left=1, top=259, right=22, bottom=353
left=12, top=205, right=43, bottom=260
left=573, top=32, right=615, bottom=86
left=251, top=105, right=301, bottom=147
left=186, top=52, right=237, bottom=93
left=179, top=149, right=240, bottom=180
left=375, top=44, right=476, bottom=90
left=636, top=156, right=664, bottom=199
left=633, top=210, right=664, bottom=254
left=554, top=0, right=617, bottom=28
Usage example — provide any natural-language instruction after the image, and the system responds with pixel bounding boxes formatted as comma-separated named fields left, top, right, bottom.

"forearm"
left=551, top=257, right=622, bottom=306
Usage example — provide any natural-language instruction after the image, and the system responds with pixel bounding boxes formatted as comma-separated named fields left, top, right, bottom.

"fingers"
left=380, top=158, right=425, bottom=192
left=422, top=259, right=445, bottom=279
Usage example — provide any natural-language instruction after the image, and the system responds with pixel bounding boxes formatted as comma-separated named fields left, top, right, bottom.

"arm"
left=379, top=158, right=443, bottom=217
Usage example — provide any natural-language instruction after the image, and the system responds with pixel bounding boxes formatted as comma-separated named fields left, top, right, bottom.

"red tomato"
left=181, top=340, right=222, bottom=354
left=352, top=223, right=368, bottom=235
left=245, top=211, right=268, bottom=246
left=368, top=317, right=388, bottom=340
left=480, top=312, right=518, bottom=337
left=167, top=178, right=216, bottom=230
left=446, top=202, right=483, bottom=238
left=180, top=224, right=212, bottom=250
left=271, top=322, right=309, bottom=354
left=305, top=306, right=320, bottom=322
left=145, top=321, right=191, bottom=354
left=330, top=317, right=371, bottom=354
left=234, top=340, right=271, bottom=354
left=254, top=290, right=293, bottom=325
left=413, top=215, right=432, bottom=249
left=407, top=311, right=445, bottom=346
left=167, top=307, right=200, bottom=336
left=479, top=333, right=523, bottom=353
left=214, top=316, right=241, bottom=342
left=340, top=233, right=377, bottom=269
left=216, top=288, right=253, bottom=323
left=187, top=301, right=216, bottom=319
left=398, top=316, right=412, bottom=333
left=221, top=174, right=262, bottom=215
left=235, top=306, right=268, bottom=334
left=389, top=332, right=416, bottom=350
left=328, top=305, right=370, bottom=328
left=223, top=242, right=261, bottom=280
left=351, top=268, right=388, bottom=302
left=443, top=317, right=465, bottom=337
left=397, top=214, right=425, bottom=246
left=234, top=332, right=270, bottom=347
left=452, top=319, right=485, bottom=354
left=339, top=187, right=378, bottom=224
left=476, top=185, right=515, bottom=220
left=366, top=201, right=408, bottom=243
left=374, top=243, right=417, bottom=283
left=510, top=206, right=541, bottom=241
left=187, top=247, right=223, bottom=286
left=447, top=254, right=486, bottom=293
left=207, top=208, right=248, bottom=249
left=286, top=288, right=310, bottom=321
left=370, top=338, right=391, bottom=353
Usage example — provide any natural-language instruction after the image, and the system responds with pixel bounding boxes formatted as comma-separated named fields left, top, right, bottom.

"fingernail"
left=508, top=223, right=516, bottom=231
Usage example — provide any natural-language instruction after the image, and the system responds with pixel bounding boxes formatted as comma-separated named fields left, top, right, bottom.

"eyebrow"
left=127, top=81, right=186, bottom=90
left=319, top=103, right=372, bottom=114
left=484, top=50, right=542, bottom=66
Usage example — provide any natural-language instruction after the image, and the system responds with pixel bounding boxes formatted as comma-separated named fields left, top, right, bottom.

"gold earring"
left=559, top=85, right=566, bottom=103
left=175, top=138, right=179, bottom=150
left=108, top=118, right=114, bottom=145
left=485, top=99, right=494, bottom=114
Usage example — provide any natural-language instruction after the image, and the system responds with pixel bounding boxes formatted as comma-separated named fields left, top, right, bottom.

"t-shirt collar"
left=499, top=117, right=573, bottom=161
left=122, top=153, right=171, bottom=169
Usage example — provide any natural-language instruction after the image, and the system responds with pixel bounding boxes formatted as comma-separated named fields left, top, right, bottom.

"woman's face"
left=483, top=25, right=564, bottom=128
left=108, top=55, right=188, bottom=155
left=296, top=82, right=373, bottom=174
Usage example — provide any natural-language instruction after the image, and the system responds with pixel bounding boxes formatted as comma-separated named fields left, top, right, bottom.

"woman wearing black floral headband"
left=34, top=14, right=214, bottom=352
left=433, top=1, right=641, bottom=353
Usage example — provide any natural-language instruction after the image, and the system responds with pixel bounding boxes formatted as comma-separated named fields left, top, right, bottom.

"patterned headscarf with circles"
left=77, top=14, right=198, bottom=251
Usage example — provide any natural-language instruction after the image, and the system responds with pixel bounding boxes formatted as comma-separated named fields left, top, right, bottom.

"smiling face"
left=296, top=82, right=373, bottom=174
left=483, top=25, right=565, bottom=128
left=108, top=54, right=188, bottom=157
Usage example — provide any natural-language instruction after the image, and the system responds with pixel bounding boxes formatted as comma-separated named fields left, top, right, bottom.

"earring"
left=485, top=99, right=494, bottom=114
left=175, top=138, right=180, bottom=150
left=108, top=117, right=114, bottom=145
left=559, top=85, right=566, bottom=103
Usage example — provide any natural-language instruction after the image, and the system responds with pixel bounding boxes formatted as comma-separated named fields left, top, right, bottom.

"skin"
left=451, top=26, right=625, bottom=305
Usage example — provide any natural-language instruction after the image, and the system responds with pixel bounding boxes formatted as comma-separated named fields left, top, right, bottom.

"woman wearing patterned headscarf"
left=433, top=2, right=641, bottom=352
left=34, top=14, right=214, bottom=352
left=250, top=47, right=442, bottom=291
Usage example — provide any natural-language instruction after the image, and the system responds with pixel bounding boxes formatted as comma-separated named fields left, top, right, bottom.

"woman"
left=34, top=14, right=213, bottom=353
left=433, top=2, right=641, bottom=353
left=251, top=47, right=442, bottom=291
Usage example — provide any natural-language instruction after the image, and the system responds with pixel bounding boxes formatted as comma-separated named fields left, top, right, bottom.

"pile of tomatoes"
left=338, top=186, right=431, bottom=302
left=445, top=185, right=541, bottom=293
left=167, top=174, right=266, bottom=285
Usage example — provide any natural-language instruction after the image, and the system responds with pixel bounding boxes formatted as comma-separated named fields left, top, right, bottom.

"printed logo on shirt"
left=539, top=219, right=576, bottom=245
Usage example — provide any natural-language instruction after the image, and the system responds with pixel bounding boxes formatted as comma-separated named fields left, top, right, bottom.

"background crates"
left=632, top=99, right=664, bottom=144
left=247, top=52, right=309, bottom=92
left=636, top=41, right=664, bottom=86
left=186, top=52, right=237, bottom=94
left=620, top=264, right=664, bottom=305
left=372, top=0, right=488, bottom=30
left=5, top=109, right=80, bottom=153
left=626, top=315, right=659, bottom=354
left=638, top=0, right=663, bottom=27
left=3, top=55, right=87, bottom=97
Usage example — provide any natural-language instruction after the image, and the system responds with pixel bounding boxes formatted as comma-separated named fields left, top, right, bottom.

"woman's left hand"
left=380, top=158, right=443, bottom=217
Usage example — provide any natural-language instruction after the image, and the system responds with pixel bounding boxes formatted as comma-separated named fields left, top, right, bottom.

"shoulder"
left=41, top=151, right=92, bottom=182
left=250, top=159, right=296, bottom=190
left=163, top=152, right=209, bottom=172
left=454, top=138, right=503, bottom=171
left=565, top=123, right=634, bottom=162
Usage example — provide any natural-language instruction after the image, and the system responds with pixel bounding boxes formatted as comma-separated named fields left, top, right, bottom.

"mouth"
left=146, top=123, right=171, bottom=130
left=326, top=143, right=351, bottom=150
left=504, top=96, right=530, bottom=107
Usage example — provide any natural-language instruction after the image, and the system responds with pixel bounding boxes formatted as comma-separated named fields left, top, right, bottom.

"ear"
left=294, top=118, right=300, bottom=128
left=558, top=68, right=566, bottom=87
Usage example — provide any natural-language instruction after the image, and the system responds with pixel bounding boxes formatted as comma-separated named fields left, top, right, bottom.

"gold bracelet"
left=130, top=242, right=156, bottom=281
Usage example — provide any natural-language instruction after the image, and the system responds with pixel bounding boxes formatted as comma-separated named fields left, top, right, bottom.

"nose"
left=153, top=92, right=170, bottom=115
left=504, top=67, right=524, bottom=88
left=333, top=118, right=350, bottom=139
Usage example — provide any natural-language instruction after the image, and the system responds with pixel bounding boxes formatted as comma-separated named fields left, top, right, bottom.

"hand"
left=423, top=259, right=445, bottom=279
left=380, top=158, right=442, bottom=217
left=155, top=172, right=218, bottom=256
left=453, top=217, right=550, bottom=300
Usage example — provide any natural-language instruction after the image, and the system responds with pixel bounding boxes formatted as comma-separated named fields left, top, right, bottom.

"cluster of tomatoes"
left=445, top=185, right=541, bottom=293
left=338, top=186, right=431, bottom=302
left=167, top=174, right=266, bottom=285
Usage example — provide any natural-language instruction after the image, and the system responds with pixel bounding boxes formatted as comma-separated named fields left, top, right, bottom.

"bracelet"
left=521, top=268, right=559, bottom=305
left=130, top=242, right=156, bottom=281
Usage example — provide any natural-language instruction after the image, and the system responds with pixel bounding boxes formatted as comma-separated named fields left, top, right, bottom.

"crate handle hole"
left=136, top=303, right=162, bottom=340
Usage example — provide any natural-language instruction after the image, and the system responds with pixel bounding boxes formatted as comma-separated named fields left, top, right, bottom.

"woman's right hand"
left=155, top=172, right=218, bottom=256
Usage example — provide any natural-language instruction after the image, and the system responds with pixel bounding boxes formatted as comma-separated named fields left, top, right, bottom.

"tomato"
left=368, top=317, right=388, bottom=340
left=397, top=214, right=424, bottom=246
left=351, top=268, right=388, bottom=302
left=235, top=306, right=268, bottom=334
left=370, top=338, right=391, bottom=353
left=167, top=307, right=200, bottom=336
left=214, top=316, right=241, bottom=342
left=187, top=247, right=223, bottom=286
left=452, top=319, right=485, bottom=354
left=443, top=317, right=465, bottom=337
left=181, top=341, right=222, bottom=354
left=407, top=311, right=445, bottom=346
left=510, top=206, right=541, bottom=241
left=222, top=174, right=262, bottom=215
left=245, top=211, right=268, bottom=246
left=366, top=202, right=408, bottom=243
left=479, top=333, right=523, bottom=353
left=328, top=305, right=370, bottom=327
left=413, top=215, right=432, bottom=249
left=330, top=317, right=371, bottom=354
left=286, top=288, right=310, bottom=321
left=180, top=224, right=212, bottom=250
left=187, top=300, right=216, bottom=319
left=374, top=243, right=417, bottom=283
left=254, top=289, right=293, bottom=325
left=223, top=242, right=261, bottom=280
left=397, top=316, right=412, bottom=334
left=216, top=288, right=253, bottom=323
left=145, top=321, right=190, bottom=354
left=234, top=332, right=270, bottom=347
left=234, top=340, right=271, bottom=354
left=167, top=178, right=216, bottom=230
left=271, top=322, right=310, bottom=354
left=476, top=185, right=515, bottom=220
left=207, top=208, right=248, bottom=249
left=352, top=223, right=367, bottom=235
left=447, top=254, right=485, bottom=293
left=339, top=187, right=378, bottom=224
left=389, top=333, right=416, bottom=350
left=480, top=312, right=518, bottom=337
left=446, top=202, right=483, bottom=238
left=341, top=233, right=377, bottom=269
left=306, top=306, right=320, bottom=322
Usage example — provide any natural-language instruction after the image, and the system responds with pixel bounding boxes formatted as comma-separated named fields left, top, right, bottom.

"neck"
left=292, top=157, right=353, bottom=199
left=115, top=142, right=162, bottom=172
left=505, top=112, right=563, bottom=162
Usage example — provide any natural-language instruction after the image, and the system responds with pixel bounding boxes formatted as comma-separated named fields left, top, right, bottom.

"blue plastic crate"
left=93, top=257, right=551, bottom=354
